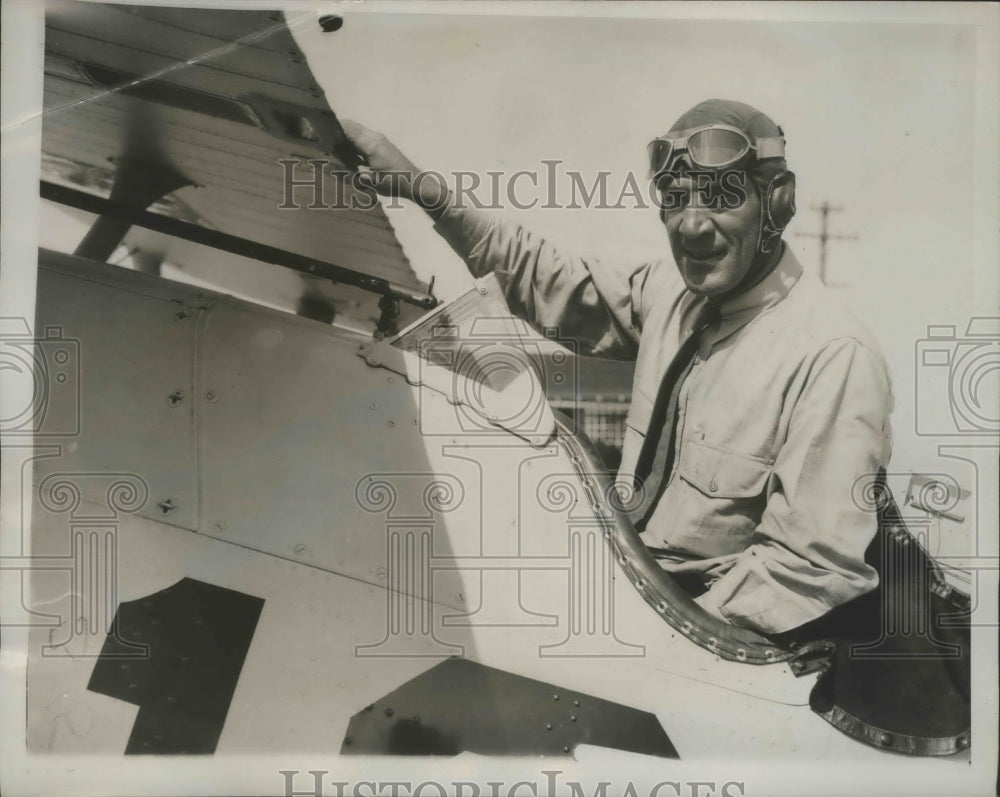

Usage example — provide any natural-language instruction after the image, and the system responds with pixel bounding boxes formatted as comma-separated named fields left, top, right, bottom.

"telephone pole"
left=796, top=202, right=857, bottom=285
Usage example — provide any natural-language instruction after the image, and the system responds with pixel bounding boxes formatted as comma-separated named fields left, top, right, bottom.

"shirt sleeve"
left=694, top=337, right=893, bottom=634
left=433, top=205, right=662, bottom=359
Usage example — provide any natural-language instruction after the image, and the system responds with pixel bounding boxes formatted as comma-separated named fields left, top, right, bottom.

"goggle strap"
left=755, top=136, right=785, bottom=159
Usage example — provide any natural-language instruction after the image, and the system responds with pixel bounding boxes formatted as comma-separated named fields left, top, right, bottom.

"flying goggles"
left=648, top=123, right=785, bottom=177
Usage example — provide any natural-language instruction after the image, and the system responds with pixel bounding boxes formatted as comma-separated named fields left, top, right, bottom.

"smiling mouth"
left=683, top=247, right=726, bottom=264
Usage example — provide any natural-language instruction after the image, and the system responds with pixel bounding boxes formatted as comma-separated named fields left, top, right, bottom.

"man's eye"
left=654, top=172, right=677, bottom=191
left=656, top=182, right=690, bottom=212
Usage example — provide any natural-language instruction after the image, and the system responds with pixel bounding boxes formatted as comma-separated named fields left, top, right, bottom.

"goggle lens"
left=648, top=126, right=756, bottom=175
left=648, top=138, right=674, bottom=176
left=685, top=128, right=752, bottom=169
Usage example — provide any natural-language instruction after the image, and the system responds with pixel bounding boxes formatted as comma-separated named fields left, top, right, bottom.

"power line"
left=796, top=202, right=858, bottom=285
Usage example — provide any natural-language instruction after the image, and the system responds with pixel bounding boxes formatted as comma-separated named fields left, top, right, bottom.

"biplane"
left=22, top=0, right=973, bottom=767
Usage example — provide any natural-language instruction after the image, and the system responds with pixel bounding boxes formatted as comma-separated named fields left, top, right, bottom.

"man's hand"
left=341, top=120, right=450, bottom=214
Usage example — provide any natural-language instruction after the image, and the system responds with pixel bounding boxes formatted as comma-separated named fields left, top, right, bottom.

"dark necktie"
left=630, top=299, right=720, bottom=530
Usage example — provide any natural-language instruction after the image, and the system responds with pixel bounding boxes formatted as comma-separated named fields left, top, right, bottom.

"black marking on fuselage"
left=88, top=577, right=264, bottom=754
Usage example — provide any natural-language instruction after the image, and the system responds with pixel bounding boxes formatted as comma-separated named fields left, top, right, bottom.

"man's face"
left=659, top=164, right=762, bottom=298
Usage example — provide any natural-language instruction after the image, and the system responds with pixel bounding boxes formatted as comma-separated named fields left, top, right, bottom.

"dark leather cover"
left=778, top=473, right=971, bottom=756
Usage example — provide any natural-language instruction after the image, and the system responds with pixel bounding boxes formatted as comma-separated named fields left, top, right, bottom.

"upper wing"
left=41, top=1, right=429, bottom=332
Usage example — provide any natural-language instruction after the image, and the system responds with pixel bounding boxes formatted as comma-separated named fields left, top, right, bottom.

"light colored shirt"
left=433, top=206, right=894, bottom=634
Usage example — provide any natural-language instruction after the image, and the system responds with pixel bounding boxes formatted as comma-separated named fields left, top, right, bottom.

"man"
left=343, top=99, right=894, bottom=636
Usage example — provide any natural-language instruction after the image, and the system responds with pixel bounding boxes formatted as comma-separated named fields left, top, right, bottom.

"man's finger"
left=340, top=119, right=375, bottom=155
left=337, top=119, right=373, bottom=170
left=341, top=118, right=366, bottom=143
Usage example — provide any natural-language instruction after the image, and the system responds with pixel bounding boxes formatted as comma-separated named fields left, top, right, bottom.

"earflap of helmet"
left=758, top=170, right=796, bottom=254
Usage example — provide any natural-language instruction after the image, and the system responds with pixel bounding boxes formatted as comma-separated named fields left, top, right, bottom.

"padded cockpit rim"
left=552, top=411, right=792, bottom=665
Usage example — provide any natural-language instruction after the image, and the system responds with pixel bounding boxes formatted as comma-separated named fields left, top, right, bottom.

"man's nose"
left=677, top=206, right=714, bottom=240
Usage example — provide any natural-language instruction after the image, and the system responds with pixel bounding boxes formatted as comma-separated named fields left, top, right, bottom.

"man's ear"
left=766, top=170, right=796, bottom=232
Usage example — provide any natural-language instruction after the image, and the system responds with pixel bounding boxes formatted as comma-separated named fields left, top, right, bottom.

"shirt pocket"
left=677, top=439, right=772, bottom=499
left=660, top=439, right=773, bottom=557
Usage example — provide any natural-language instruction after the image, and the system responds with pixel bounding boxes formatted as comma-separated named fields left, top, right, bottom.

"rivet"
left=385, top=708, right=394, bottom=717
left=552, top=694, right=559, bottom=701
left=318, top=14, right=343, bottom=32
left=344, top=736, right=353, bottom=746
left=387, top=420, right=395, bottom=427
left=370, top=402, right=378, bottom=410
left=205, top=390, right=218, bottom=403
left=563, top=745, right=570, bottom=753
left=708, top=479, right=719, bottom=492
left=878, top=732, right=893, bottom=747
left=573, top=700, right=580, bottom=707
left=955, top=735, right=969, bottom=750
left=570, top=714, right=577, bottom=722
left=294, top=544, right=307, bottom=555
left=545, top=723, right=552, bottom=730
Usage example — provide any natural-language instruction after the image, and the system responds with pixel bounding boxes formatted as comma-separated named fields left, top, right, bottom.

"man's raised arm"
left=342, top=120, right=667, bottom=359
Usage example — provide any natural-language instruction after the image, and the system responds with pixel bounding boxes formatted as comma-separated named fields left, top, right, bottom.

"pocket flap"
left=678, top=440, right=772, bottom=498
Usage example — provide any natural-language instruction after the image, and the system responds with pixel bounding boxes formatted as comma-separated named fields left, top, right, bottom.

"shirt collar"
left=718, top=245, right=803, bottom=320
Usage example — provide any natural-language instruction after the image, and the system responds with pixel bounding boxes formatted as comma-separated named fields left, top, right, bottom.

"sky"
left=289, top=4, right=994, bottom=473
left=294, top=10, right=979, bottom=310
